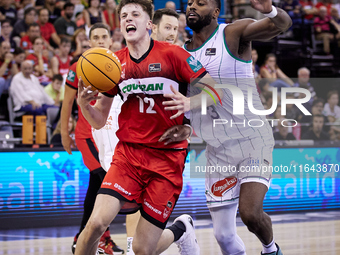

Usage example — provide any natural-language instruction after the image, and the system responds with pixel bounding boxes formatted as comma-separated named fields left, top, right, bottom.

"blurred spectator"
left=0, top=0, right=17, bottom=26
left=26, top=37, right=52, bottom=84
left=83, top=0, right=107, bottom=29
left=151, top=8, right=179, bottom=44
left=9, top=60, right=55, bottom=115
left=251, top=49, right=260, bottom=74
left=11, top=7, right=37, bottom=39
left=300, top=98, right=328, bottom=133
left=103, top=0, right=119, bottom=33
left=70, top=0, right=85, bottom=22
left=71, top=28, right=87, bottom=56
left=0, top=41, right=19, bottom=98
left=17, top=0, right=34, bottom=20
left=44, top=73, right=64, bottom=105
left=260, top=53, right=294, bottom=89
left=285, top=93, right=301, bottom=120
left=281, top=0, right=302, bottom=26
left=13, top=47, right=26, bottom=70
left=51, top=115, right=76, bottom=145
left=0, top=20, right=17, bottom=51
left=273, top=119, right=297, bottom=140
left=38, top=8, right=61, bottom=47
left=299, top=0, right=318, bottom=22
left=176, top=13, right=190, bottom=46
left=323, top=90, right=340, bottom=122
left=110, top=41, right=122, bottom=52
left=315, top=0, right=332, bottom=15
left=301, top=114, right=330, bottom=140
left=20, top=23, right=41, bottom=54
left=111, top=27, right=125, bottom=48
left=293, top=67, right=316, bottom=110
left=54, top=2, right=77, bottom=41
left=165, top=1, right=176, bottom=11
left=314, top=6, right=340, bottom=54
left=51, top=37, right=72, bottom=76
left=331, top=8, right=340, bottom=24
left=43, top=0, right=62, bottom=24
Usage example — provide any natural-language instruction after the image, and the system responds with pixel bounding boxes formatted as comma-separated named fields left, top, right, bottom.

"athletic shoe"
left=72, top=233, right=79, bottom=254
left=261, top=243, right=283, bottom=255
left=126, top=237, right=134, bottom=255
left=99, top=230, right=124, bottom=255
left=174, top=214, right=200, bottom=255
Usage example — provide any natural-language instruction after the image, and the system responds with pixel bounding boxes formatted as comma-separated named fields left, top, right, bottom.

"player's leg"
left=239, top=182, right=283, bottom=254
left=75, top=194, right=124, bottom=255
left=126, top=212, right=140, bottom=255
left=210, top=203, right=246, bottom=255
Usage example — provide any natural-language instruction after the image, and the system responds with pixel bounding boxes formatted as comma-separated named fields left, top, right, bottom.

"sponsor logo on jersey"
left=187, top=56, right=203, bottom=73
left=67, top=70, right=76, bottom=82
left=114, top=183, right=131, bottom=196
left=166, top=201, right=173, bottom=208
left=211, top=177, right=237, bottom=197
left=205, top=48, right=216, bottom=56
left=149, top=63, right=161, bottom=72
left=144, top=199, right=162, bottom=215
left=121, top=83, right=164, bottom=93
left=163, top=207, right=171, bottom=219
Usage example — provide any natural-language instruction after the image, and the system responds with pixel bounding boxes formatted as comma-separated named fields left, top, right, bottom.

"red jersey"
left=56, top=55, right=73, bottom=76
left=104, top=40, right=207, bottom=149
left=20, top=35, right=33, bottom=51
left=0, top=59, right=12, bottom=79
left=65, top=62, right=96, bottom=140
left=39, top=22, right=57, bottom=42
left=26, top=53, right=51, bottom=83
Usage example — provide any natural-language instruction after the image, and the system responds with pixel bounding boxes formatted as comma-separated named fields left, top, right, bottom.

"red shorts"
left=75, top=137, right=102, bottom=173
left=98, top=141, right=187, bottom=229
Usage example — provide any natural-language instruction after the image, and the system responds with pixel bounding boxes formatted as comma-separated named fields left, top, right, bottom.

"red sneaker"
left=98, top=230, right=124, bottom=255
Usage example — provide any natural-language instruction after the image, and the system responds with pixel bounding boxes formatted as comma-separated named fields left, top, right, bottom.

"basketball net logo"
left=211, top=177, right=237, bottom=197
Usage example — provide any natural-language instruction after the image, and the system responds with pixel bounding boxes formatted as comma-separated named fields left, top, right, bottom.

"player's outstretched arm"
left=61, top=85, right=77, bottom=154
left=232, top=0, right=292, bottom=42
left=77, top=77, right=113, bottom=130
left=163, top=73, right=223, bottom=119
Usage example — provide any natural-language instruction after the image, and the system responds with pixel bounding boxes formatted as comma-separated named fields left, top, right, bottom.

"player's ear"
left=146, top=20, right=153, bottom=30
left=213, top=8, right=220, bottom=19
left=151, top=23, right=157, bottom=34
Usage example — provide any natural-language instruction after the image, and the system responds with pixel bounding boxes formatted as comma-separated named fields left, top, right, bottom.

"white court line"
left=0, top=234, right=52, bottom=239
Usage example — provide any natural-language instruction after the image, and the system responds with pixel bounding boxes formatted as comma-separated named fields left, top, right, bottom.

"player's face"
left=89, top=28, right=112, bottom=49
left=186, top=0, right=216, bottom=32
left=154, top=15, right=179, bottom=44
left=120, top=4, right=152, bottom=44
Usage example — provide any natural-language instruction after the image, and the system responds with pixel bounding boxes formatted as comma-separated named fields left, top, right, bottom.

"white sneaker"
left=174, top=214, right=200, bottom=255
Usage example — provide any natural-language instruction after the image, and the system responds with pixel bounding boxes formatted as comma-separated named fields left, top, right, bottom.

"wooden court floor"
left=0, top=219, right=339, bottom=254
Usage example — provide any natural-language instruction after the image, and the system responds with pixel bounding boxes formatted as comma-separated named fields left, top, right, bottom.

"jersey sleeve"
left=65, top=62, right=78, bottom=90
left=170, top=45, right=207, bottom=84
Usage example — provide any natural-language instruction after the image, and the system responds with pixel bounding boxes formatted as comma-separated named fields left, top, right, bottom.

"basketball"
left=76, top=47, right=121, bottom=92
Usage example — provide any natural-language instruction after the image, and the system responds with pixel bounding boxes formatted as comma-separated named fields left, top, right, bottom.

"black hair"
left=152, top=8, right=179, bottom=25
left=89, top=23, right=110, bottom=38
left=53, top=74, right=64, bottom=81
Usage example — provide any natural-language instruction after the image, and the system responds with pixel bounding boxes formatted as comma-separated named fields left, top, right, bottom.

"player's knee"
left=213, top=227, right=236, bottom=246
left=86, top=218, right=107, bottom=236
left=132, top=243, right=156, bottom=255
left=239, top=208, right=263, bottom=230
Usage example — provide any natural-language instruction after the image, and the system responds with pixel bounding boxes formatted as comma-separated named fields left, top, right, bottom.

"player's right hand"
left=77, top=76, right=102, bottom=110
left=61, top=133, right=76, bottom=154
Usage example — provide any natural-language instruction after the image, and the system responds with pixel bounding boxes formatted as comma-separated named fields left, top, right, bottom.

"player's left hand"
left=159, top=125, right=191, bottom=145
left=163, top=85, right=190, bottom=119
left=250, top=0, right=272, bottom=14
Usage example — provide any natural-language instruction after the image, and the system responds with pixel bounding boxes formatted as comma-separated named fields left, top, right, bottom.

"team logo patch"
left=186, top=56, right=203, bottom=73
left=205, top=48, right=216, bottom=56
left=166, top=201, right=173, bottom=208
left=67, top=70, right=76, bottom=82
left=211, top=177, right=237, bottom=197
left=149, top=63, right=161, bottom=72
left=263, top=159, right=270, bottom=166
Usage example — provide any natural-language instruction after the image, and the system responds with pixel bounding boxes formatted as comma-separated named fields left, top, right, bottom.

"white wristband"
left=184, top=124, right=193, bottom=137
left=263, top=6, right=278, bottom=18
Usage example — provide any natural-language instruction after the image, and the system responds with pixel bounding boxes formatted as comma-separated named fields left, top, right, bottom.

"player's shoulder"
left=69, top=61, right=77, bottom=71
left=114, top=46, right=129, bottom=60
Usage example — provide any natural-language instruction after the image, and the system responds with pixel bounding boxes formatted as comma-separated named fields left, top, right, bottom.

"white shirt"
left=323, top=103, right=340, bottom=119
left=10, top=72, right=54, bottom=111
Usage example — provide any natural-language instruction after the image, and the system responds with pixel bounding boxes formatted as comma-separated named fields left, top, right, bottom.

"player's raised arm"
left=77, top=77, right=113, bottom=129
left=232, top=0, right=292, bottom=42
left=163, top=72, right=223, bottom=119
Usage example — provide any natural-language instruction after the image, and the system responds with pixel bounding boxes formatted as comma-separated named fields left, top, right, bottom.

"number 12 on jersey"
left=136, top=95, right=156, bottom=114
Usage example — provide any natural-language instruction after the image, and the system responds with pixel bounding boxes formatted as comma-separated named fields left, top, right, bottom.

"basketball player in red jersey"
left=74, top=1, right=221, bottom=255
left=61, top=23, right=124, bottom=255
left=50, top=37, right=73, bottom=77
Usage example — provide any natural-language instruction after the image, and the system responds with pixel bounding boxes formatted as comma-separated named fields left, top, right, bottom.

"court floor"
left=0, top=211, right=339, bottom=255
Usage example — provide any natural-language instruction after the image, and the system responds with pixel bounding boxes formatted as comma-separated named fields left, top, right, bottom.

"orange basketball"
left=76, top=47, right=121, bottom=92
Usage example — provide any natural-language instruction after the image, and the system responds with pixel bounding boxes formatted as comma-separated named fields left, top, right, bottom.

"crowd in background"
left=0, top=0, right=339, bottom=144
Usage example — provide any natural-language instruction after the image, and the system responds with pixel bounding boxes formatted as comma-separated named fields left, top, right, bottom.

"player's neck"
left=127, top=35, right=151, bottom=60
left=189, top=22, right=218, bottom=50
